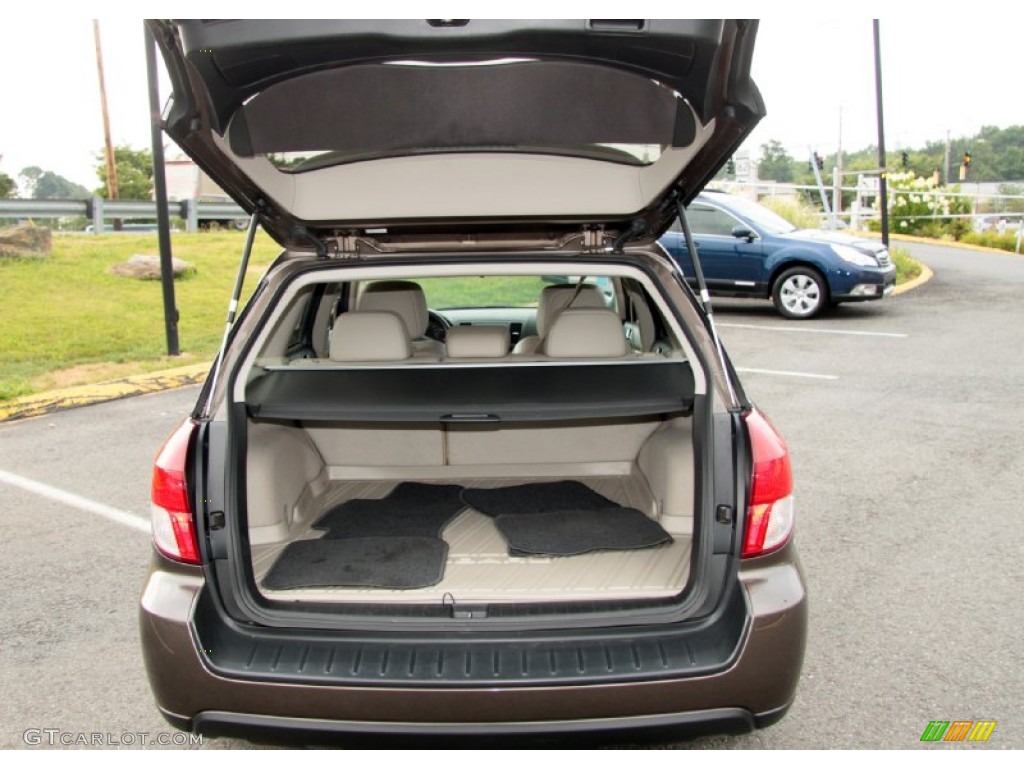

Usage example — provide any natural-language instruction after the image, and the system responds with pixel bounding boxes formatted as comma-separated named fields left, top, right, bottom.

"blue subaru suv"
left=660, top=191, right=896, bottom=319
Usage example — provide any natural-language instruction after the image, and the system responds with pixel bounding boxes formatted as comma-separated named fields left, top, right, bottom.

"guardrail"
left=2, top=193, right=1020, bottom=251
left=0, top=197, right=248, bottom=233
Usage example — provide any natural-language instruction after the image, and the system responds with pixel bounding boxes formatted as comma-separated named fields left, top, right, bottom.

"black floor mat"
left=494, top=507, right=672, bottom=557
left=460, top=480, right=616, bottom=518
left=263, top=537, right=449, bottom=590
left=312, top=482, right=465, bottom=539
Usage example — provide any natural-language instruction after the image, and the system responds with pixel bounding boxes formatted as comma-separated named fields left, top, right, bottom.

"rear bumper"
left=140, top=548, right=807, bottom=740
left=171, top=707, right=770, bottom=746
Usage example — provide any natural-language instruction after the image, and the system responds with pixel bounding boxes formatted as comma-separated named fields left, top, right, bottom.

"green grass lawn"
left=0, top=227, right=927, bottom=403
left=890, top=246, right=922, bottom=284
left=0, top=231, right=281, bottom=400
left=0, top=235, right=556, bottom=401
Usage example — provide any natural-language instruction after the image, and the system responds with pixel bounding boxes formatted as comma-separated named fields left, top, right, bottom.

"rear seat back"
left=512, top=283, right=607, bottom=354
left=445, top=325, right=510, bottom=360
left=543, top=307, right=631, bottom=359
left=329, top=311, right=411, bottom=362
left=357, top=280, right=445, bottom=358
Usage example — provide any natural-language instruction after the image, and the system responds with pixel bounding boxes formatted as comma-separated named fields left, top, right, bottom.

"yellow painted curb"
left=0, top=362, right=210, bottom=423
left=889, top=233, right=1017, bottom=255
left=892, top=262, right=934, bottom=296
left=849, top=230, right=1018, bottom=256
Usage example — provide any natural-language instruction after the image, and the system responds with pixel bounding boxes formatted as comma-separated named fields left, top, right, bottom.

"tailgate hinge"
left=332, top=233, right=363, bottom=259
left=581, top=226, right=605, bottom=253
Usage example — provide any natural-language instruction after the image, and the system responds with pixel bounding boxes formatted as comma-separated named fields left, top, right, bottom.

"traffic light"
left=813, top=152, right=824, bottom=170
left=962, top=150, right=972, bottom=181
left=901, top=151, right=909, bottom=168
left=727, top=157, right=736, bottom=175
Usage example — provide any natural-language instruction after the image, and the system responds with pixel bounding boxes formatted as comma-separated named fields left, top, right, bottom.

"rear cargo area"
left=246, top=415, right=695, bottom=605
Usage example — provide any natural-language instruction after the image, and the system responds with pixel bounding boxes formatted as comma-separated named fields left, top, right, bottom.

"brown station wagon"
left=142, top=19, right=807, bottom=743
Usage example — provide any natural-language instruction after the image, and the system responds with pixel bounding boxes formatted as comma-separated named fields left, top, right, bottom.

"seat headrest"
left=357, top=280, right=429, bottom=339
left=624, top=287, right=656, bottom=352
left=536, top=283, right=607, bottom=337
left=329, top=311, right=412, bottom=361
left=445, top=325, right=510, bottom=359
left=544, top=308, right=630, bottom=358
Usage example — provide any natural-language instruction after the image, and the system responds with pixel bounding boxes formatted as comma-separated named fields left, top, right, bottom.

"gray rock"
left=109, top=254, right=195, bottom=280
left=0, top=222, right=52, bottom=259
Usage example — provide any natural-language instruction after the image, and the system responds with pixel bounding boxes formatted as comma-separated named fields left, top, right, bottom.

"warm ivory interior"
left=247, top=415, right=695, bottom=604
left=212, top=117, right=714, bottom=222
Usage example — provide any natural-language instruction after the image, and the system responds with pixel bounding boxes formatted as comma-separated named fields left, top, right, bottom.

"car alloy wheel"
left=773, top=267, right=827, bottom=319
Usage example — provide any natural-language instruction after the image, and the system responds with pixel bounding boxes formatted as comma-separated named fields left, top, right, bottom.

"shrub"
left=890, top=246, right=921, bottom=284
left=871, top=172, right=972, bottom=239
left=960, top=231, right=1022, bottom=253
left=758, top=195, right=821, bottom=230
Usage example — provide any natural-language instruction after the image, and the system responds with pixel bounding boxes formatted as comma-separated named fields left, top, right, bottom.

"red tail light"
left=151, top=419, right=200, bottom=564
left=742, top=410, right=795, bottom=558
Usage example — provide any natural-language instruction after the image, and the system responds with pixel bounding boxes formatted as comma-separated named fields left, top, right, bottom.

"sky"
left=1, top=8, right=1021, bottom=192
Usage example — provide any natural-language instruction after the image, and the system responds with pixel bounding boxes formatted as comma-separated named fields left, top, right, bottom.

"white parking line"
left=0, top=467, right=149, bottom=533
left=735, top=367, right=839, bottom=381
left=719, top=322, right=908, bottom=338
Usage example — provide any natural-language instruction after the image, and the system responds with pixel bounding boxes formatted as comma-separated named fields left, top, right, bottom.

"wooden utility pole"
left=93, top=20, right=119, bottom=202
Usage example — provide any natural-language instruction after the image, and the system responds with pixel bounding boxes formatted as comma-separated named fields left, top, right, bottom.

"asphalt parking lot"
left=1, top=240, right=1021, bottom=749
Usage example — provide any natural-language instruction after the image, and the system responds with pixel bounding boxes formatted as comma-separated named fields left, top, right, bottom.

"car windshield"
left=720, top=197, right=798, bottom=235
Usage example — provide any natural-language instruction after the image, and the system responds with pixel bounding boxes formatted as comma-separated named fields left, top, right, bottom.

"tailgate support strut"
left=675, top=200, right=739, bottom=406
left=203, top=213, right=259, bottom=419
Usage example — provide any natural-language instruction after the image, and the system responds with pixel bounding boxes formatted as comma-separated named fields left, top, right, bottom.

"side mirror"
left=731, top=225, right=756, bottom=242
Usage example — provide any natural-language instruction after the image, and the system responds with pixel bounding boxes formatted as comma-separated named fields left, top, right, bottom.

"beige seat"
left=543, top=307, right=631, bottom=359
left=623, top=286, right=656, bottom=352
left=512, top=283, right=607, bottom=355
left=444, top=325, right=510, bottom=360
left=356, top=280, right=446, bottom=358
left=329, top=310, right=411, bottom=362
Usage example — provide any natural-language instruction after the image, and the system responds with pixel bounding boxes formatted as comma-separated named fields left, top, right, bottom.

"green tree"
left=19, top=166, right=42, bottom=195
left=0, top=171, right=15, bottom=198
left=757, top=140, right=794, bottom=183
left=19, top=166, right=90, bottom=199
left=820, top=125, right=1024, bottom=184
left=94, top=145, right=154, bottom=199
left=969, top=125, right=1024, bottom=182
